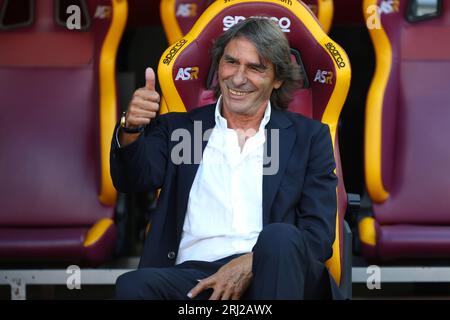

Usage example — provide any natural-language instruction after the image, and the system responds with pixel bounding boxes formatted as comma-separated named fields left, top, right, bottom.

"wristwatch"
left=120, top=112, right=145, bottom=134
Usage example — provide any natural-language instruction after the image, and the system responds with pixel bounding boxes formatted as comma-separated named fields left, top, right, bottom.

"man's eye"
left=249, top=65, right=264, bottom=73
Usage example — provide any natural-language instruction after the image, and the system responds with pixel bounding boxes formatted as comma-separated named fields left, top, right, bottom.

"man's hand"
left=188, top=253, right=253, bottom=300
left=119, top=67, right=160, bottom=146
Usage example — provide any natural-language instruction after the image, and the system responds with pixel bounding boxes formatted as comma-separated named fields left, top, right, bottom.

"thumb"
left=145, top=67, right=156, bottom=90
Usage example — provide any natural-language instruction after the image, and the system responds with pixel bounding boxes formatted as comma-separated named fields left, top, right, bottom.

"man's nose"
left=231, top=65, right=247, bottom=86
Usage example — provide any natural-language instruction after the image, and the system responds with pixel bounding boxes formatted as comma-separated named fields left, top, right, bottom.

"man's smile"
left=228, top=87, right=254, bottom=97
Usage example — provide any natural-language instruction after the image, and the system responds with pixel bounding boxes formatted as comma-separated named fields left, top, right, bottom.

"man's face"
left=218, top=36, right=283, bottom=116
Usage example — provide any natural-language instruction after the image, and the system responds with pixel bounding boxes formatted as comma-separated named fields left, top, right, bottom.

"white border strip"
left=352, top=267, right=450, bottom=283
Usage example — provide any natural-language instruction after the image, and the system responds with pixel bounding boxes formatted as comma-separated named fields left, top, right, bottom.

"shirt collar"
left=214, top=95, right=272, bottom=131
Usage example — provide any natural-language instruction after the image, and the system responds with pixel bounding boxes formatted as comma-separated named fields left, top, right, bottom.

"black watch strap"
left=120, top=112, right=145, bottom=134
left=121, top=125, right=145, bottom=134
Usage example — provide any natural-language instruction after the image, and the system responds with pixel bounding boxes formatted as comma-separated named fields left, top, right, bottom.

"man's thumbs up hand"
left=124, top=67, right=160, bottom=130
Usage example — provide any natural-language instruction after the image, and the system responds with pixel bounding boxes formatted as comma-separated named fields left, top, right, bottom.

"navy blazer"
left=110, top=104, right=337, bottom=269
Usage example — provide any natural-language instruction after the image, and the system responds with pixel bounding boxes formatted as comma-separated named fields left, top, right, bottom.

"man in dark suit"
left=111, top=18, right=338, bottom=299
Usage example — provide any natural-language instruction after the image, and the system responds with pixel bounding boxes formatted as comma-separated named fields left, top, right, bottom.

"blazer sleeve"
left=296, top=124, right=338, bottom=263
left=110, top=115, right=170, bottom=193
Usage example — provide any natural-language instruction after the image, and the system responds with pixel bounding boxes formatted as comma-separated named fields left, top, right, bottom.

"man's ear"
left=274, top=79, right=283, bottom=89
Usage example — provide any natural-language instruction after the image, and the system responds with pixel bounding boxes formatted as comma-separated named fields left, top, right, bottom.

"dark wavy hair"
left=210, top=17, right=304, bottom=110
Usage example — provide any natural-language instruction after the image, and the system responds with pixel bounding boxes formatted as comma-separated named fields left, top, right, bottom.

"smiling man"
left=111, top=18, right=340, bottom=300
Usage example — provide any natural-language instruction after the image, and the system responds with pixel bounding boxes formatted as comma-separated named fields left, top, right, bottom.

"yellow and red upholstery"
left=157, top=0, right=351, bottom=295
left=361, top=0, right=450, bottom=261
left=0, top=0, right=127, bottom=266
left=160, top=0, right=334, bottom=45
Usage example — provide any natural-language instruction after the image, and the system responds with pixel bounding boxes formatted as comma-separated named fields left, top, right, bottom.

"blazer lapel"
left=262, top=108, right=295, bottom=225
left=175, top=105, right=216, bottom=237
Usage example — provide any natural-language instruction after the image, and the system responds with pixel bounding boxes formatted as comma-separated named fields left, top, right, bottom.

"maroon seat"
left=360, top=0, right=450, bottom=261
left=160, top=0, right=333, bottom=45
left=0, top=0, right=126, bottom=266
left=157, top=0, right=352, bottom=297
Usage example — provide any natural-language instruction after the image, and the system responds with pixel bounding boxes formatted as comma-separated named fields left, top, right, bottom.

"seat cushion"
left=377, top=224, right=450, bottom=260
left=0, top=224, right=116, bottom=266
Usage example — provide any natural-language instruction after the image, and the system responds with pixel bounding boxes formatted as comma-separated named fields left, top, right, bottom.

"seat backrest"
left=160, top=0, right=334, bottom=45
left=0, top=0, right=125, bottom=228
left=158, top=0, right=350, bottom=286
left=363, top=0, right=450, bottom=225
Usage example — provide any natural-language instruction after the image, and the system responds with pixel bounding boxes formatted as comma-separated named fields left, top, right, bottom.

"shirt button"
left=167, top=251, right=176, bottom=260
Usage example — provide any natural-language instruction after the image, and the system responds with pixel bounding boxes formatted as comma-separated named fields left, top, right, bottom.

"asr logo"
left=314, top=70, right=333, bottom=85
left=176, top=3, right=198, bottom=18
left=94, top=5, right=111, bottom=19
left=175, top=67, right=199, bottom=81
left=378, top=0, right=400, bottom=15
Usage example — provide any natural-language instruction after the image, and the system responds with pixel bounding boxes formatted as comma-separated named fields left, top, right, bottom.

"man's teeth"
left=228, top=88, right=249, bottom=96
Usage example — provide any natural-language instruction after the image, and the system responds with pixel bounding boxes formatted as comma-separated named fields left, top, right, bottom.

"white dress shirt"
left=176, top=97, right=271, bottom=264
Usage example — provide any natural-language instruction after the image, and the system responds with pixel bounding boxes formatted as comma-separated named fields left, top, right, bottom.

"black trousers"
left=115, top=223, right=336, bottom=299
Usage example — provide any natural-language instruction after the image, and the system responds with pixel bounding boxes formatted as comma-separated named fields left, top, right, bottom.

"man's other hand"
left=188, top=253, right=253, bottom=300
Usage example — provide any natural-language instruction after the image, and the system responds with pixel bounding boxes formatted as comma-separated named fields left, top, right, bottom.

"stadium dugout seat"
left=157, top=0, right=353, bottom=298
left=360, top=0, right=450, bottom=261
left=160, top=0, right=334, bottom=45
left=0, top=0, right=127, bottom=266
